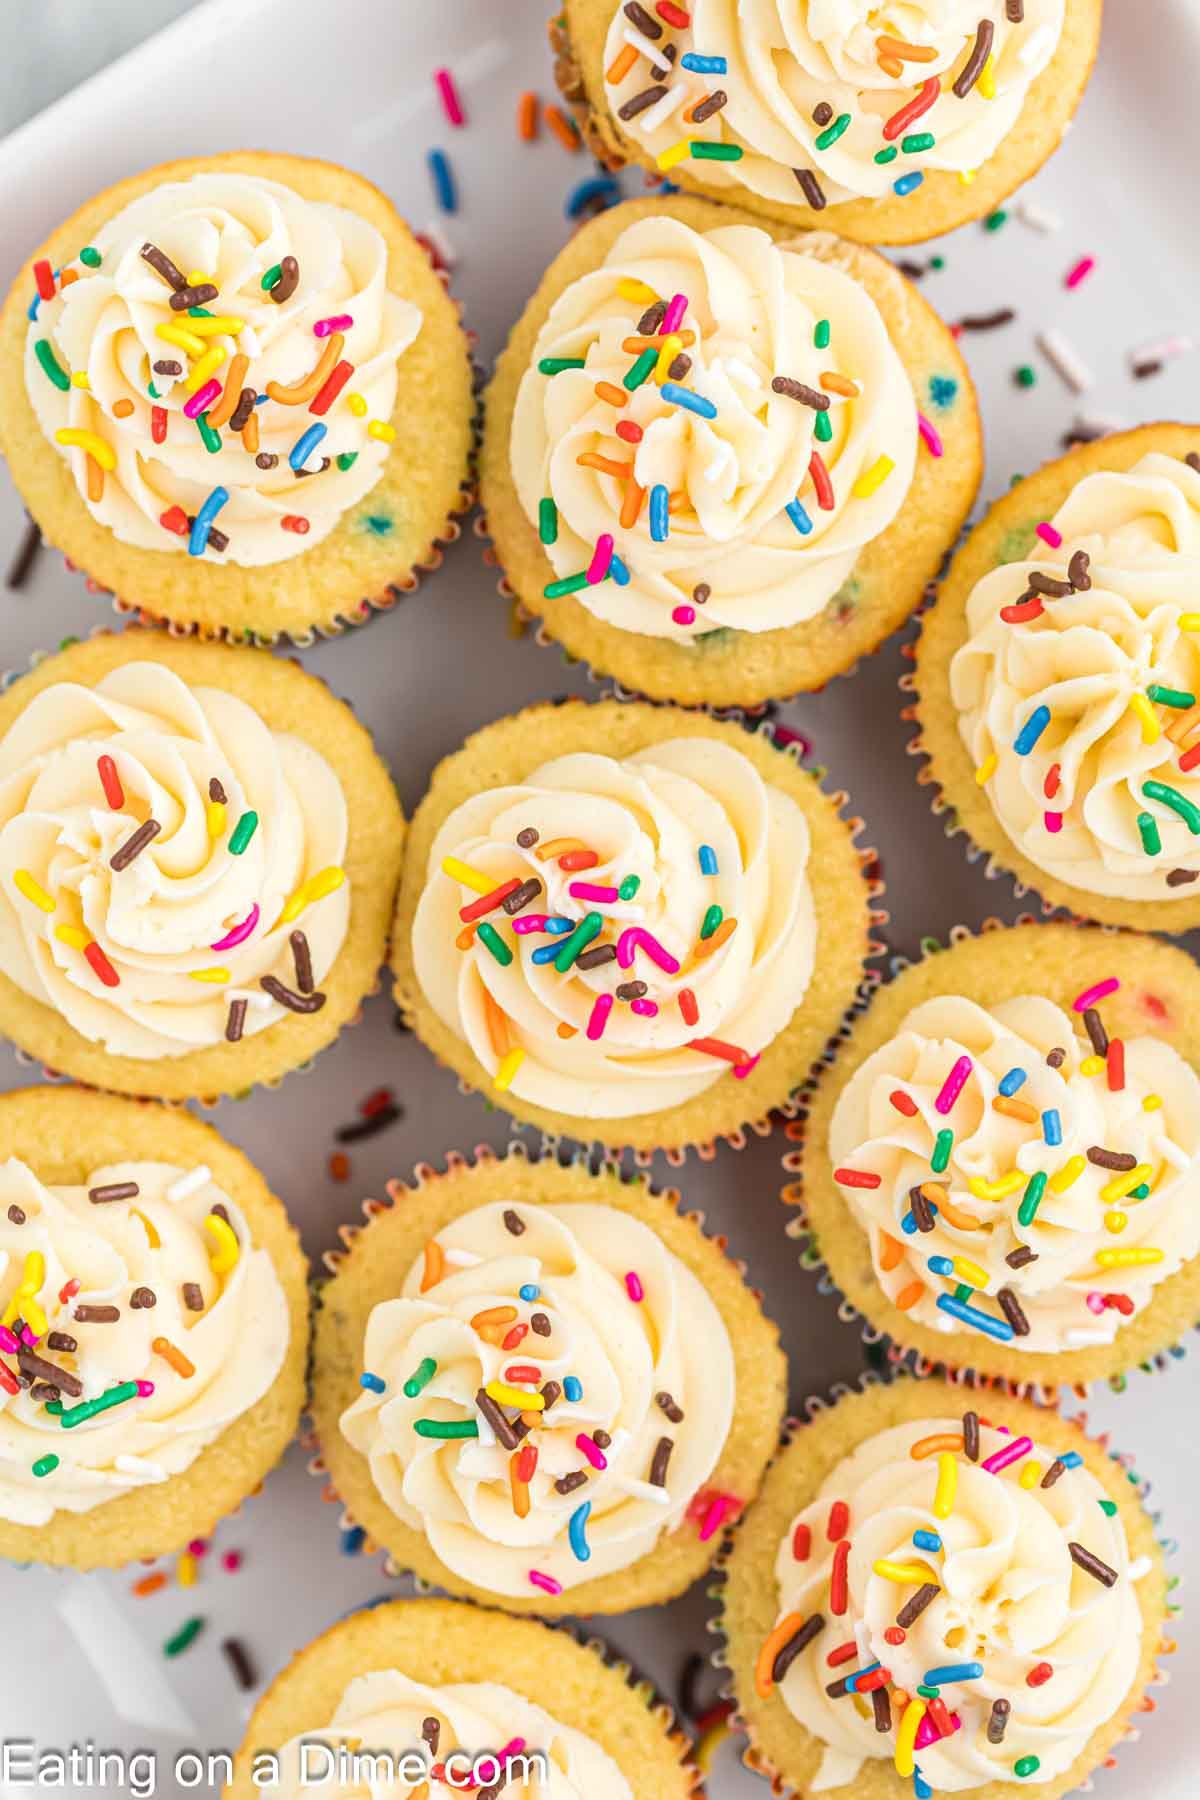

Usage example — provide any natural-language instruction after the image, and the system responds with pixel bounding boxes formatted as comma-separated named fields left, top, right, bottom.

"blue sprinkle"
left=1061, top=1450, right=1083, bottom=1470
left=927, top=1255, right=954, bottom=1277
left=935, top=1294, right=1015, bottom=1342
left=542, top=916, right=574, bottom=934
left=1043, top=1108, right=1062, bottom=1146
left=998, top=1067, right=1027, bottom=1097
left=913, top=1529, right=942, bottom=1553
left=359, top=1371, right=386, bottom=1393
left=563, top=1376, right=583, bottom=1403
left=699, top=845, right=719, bottom=876
left=340, top=1525, right=366, bottom=1555
left=255, top=392, right=270, bottom=405
left=428, top=148, right=457, bottom=214
left=27, top=292, right=40, bottom=321
left=660, top=381, right=717, bottom=420
left=531, top=942, right=563, bottom=964
left=844, top=1661, right=880, bottom=1693
left=680, top=53, right=727, bottom=73
left=923, top=1661, right=984, bottom=1685
left=568, top=1500, right=592, bottom=1562
left=894, top=171, right=925, bottom=197
left=902, top=1201, right=938, bottom=1235
left=914, top=1770, right=933, bottom=1800
left=565, top=176, right=620, bottom=219
left=929, top=375, right=959, bottom=410
left=188, top=485, right=229, bottom=558
left=785, top=498, right=813, bottom=535
left=289, top=421, right=327, bottom=472
left=1013, top=704, right=1051, bottom=756
left=610, top=552, right=631, bottom=586
left=519, top=1284, right=540, bottom=1302
left=649, top=483, right=669, bottom=542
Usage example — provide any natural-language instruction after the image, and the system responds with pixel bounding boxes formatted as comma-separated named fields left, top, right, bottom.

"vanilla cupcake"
left=553, top=1, right=1103, bottom=245
left=0, top=152, right=473, bottom=641
left=230, top=1597, right=698, bottom=1799
left=481, top=196, right=978, bottom=707
left=391, top=699, right=876, bottom=1153
left=914, top=426, right=1200, bottom=929
left=0, top=1086, right=307, bottom=1569
left=794, top=922, right=1200, bottom=1389
left=0, top=631, right=403, bottom=1101
left=310, top=1148, right=786, bottom=1616
left=721, top=1379, right=1170, bottom=1800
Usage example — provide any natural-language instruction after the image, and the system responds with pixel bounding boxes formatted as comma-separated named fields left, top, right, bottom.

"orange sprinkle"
left=207, top=352, right=250, bottom=429
left=879, top=1232, right=904, bottom=1272
left=510, top=1451, right=532, bottom=1518
left=471, top=1305, right=518, bottom=1330
left=152, top=1337, right=195, bottom=1379
left=929, top=1189, right=984, bottom=1231
left=877, top=34, right=939, bottom=60
left=576, top=451, right=634, bottom=479
left=594, top=380, right=628, bottom=408
left=695, top=917, right=737, bottom=958
left=756, top=1612, right=807, bottom=1698
left=993, top=1095, right=1039, bottom=1123
left=328, top=1151, right=350, bottom=1182
left=59, top=268, right=79, bottom=288
left=622, top=331, right=695, bottom=353
left=483, top=988, right=509, bottom=1057
left=85, top=454, right=104, bottom=503
left=557, top=1022, right=578, bottom=1038
left=242, top=408, right=260, bottom=455
left=544, top=104, right=581, bottom=152
left=112, top=398, right=135, bottom=419
left=456, top=923, right=478, bottom=950
left=537, top=837, right=589, bottom=860
left=894, top=1281, right=924, bottom=1312
left=668, top=489, right=690, bottom=514
left=421, top=1239, right=446, bottom=1293
left=620, top=480, right=645, bottom=529
left=606, top=42, right=638, bottom=84
left=517, top=91, right=539, bottom=141
left=910, top=1432, right=964, bottom=1460
left=132, top=1571, right=168, bottom=1597
left=878, top=53, right=904, bottom=76
left=820, top=372, right=860, bottom=399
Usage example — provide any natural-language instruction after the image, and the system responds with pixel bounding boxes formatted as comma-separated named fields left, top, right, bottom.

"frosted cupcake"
left=310, top=1148, right=787, bottom=1615
left=795, top=922, right=1200, bottom=1389
left=481, top=196, right=978, bottom=707
left=230, top=1597, right=698, bottom=1799
left=0, top=152, right=473, bottom=641
left=721, top=1379, right=1170, bottom=1800
left=914, top=426, right=1200, bottom=929
left=552, top=1, right=1103, bottom=245
left=0, top=632, right=404, bottom=1101
left=391, top=699, right=877, bottom=1153
left=0, top=1085, right=307, bottom=1569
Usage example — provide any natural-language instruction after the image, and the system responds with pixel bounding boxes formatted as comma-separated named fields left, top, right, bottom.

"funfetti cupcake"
left=720, top=1378, right=1170, bottom=1800
left=391, top=699, right=878, bottom=1155
left=0, top=631, right=404, bottom=1102
left=913, top=425, right=1200, bottom=930
left=552, top=1, right=1103, bottom=246
left=0, top=152, right=473, bottom=642
left=0, top=1086, right=308, bottom=1570
left=310, top=1147, right=787, bottom=1617
left=230, top=1597, right=698, bottom=1799
left=481, top=196, right=978, bottom=708
left=793, top=922, right=1200, bottom=1390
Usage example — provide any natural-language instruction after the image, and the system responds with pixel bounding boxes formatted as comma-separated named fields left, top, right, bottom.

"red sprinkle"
left=792, top=1522, right=812, bottom=1561
left=84, top=942, right=120, bottom=987
left=1044, top=763, right=1062, bottom=799
left=33, top=259, right=56, bottom=301
left=151, top=405, right=167, bottom=445
left=516, top=1445, right=538, bottom=1483
left=926, top=1696, right=955, bottom=1738
left=833, top=1167, right=881, bottom=1189
left=688, top=1035, right=752, bottom=1067
left=809, top=450, right=835, bottom=511
left=884, top=1627, right=906, bottom=1647
left=460, top=877, right=523, bottom=922
left=97, top=754, right=124, bottom=810
left=502, top=1323, right=529, bottom=1352
left=827, top=1499, right=849, bottom=1541
left=830, top=1538, right=850, bottom=1615
left=826, top=1639, right=859, bottom=1667
left=0, top=1362, right=18, bottom=1397
left=558, top=849, right=599, bottom=872
left=855, top=1667, right=892, bottom=1694
left=222, top=1550, right=243, bottom=1572
left=281, top=515, right=310, bottom=534
left=360, top=1087, right=395, bottom=1117
left=678, top=987, right=699, bottom=1027
left=59, top=1278, right=80, bottom=1304
left=159, top=504, right=189, bottom=537
left=309, top=359, right=355, bottom=416
left=1106, top=1038, right=1125, bottom=1091
left=890, top=1089, right=918, bottom=1116
left=656, top=0, right=691, bottom=24
left=1179, top=740, right=1200, bottom=773
left=505, top=1364, right=541, bottom=1384
left=615, top=419, right=644, bottom=444
left=188, top=1538, right=209, bottom=1557
left=1027, top=1662, right=1054, bottom=1687
left=883, top=77, right=941, bottom=142
left=1104, top=1292, right=1135, bottom=1315
left=1001, top=598, right=1044, bottom=623
left=328, top=1151, right=350, bottom=1182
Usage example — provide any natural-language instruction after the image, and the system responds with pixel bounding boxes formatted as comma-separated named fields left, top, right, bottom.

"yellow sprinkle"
left=22, top=1296, right=48, bottom=1337
left=1143, top=1094, right=1163, bottom=1112
left=186, top=270, right=214, bottom=286
left=17, top=1251, right=45, bottom=1297
left=1019, top=1461, right=1042, bottom=1490
left=71, top=369, right=90, bottom=389
left=367, top=419, right=396, bottom=442
left=277, top=865, right=347, bottom=927
left=155, top=321, right=206, bottom=355
left=655, top=332, right=683, bottom=382
left=977, top=54, right=996, bottom=99
left=189, top=967, right=230, bottom=983
left=206, top=801, right=226, bottom=838
left=133, top=1209, right=161, bottom=1250
left=952, top=1256, right=989, bottom=1288
left=54, top=924, right=90, bottom=950
left=495, top=1048, right=525, bottom=1092
left=1049, top=1154, right=1086, bottom=1193
left=186, top=315, right=244, bottom=337
left=1105, top=1210, right=1128, bottom=1234
left=933, top=1450, right=957, bottom=1520
left=968, top=1170, right=1024, bottom=1201
left=13, top=869, right=55, bottom=912
left=348, top=392, right=368, bottom=416
left=441, top=855, right=494, bottom=895
left=185, top=343, right=227, bottom=393
left=1128, top=692, right=1161, bottom=744
left=1179, top=613, right=1200, bottom=631
left=656, top=139, right=690, bottom=172
left=4, top=1249, right=48, bottom=1326
left=204, top=1213, right=240, bottom=1276
left=852, top=455, right=895, bottom=500
left=974, top=752, right=997, bottom=785
left=873, top=1559, right=938, bottom=1585
left=1100, top=1164, right=1152, bottom=1204
left=617, top=278, right=659, bottom=305
left=55, top=427, right=116, bottom=471
left=176, top=1551, right=198, bottom=1588
left=959, top=168, right=977, bottom=184
left=1080, top=1054, right=1105, bottom=1076
left=1097, top=1246, right=1164, bottom=1267
left=895, top=1699, right=926, bottom=1779
left=694, top=1718, right=731, bottom=1774
left=486, top=1380, right=545, bottom=1412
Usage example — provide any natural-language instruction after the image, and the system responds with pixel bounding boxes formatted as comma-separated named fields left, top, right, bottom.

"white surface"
left=0, top=2, right=1197, bottom=1795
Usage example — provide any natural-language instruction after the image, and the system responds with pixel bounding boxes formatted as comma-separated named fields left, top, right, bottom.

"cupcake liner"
left=706, top=1371, right=1179, bottom=1800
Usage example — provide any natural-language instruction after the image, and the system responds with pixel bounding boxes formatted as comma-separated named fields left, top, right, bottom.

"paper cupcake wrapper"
left=703, top=1371, right=1180, bottom=1799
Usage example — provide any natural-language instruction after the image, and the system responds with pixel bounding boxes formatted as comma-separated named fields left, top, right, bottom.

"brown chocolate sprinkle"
left=516, top=826, right=540, bottom=850
left=619, top=85, right=667, bottom=121
left=909, top=1185, right=936, bottom=1233
left=268, top=255, right=299, bottom=304
left=1006, top=0, right=1025, bottom=18
left=1046, top=1047, right=1066, bottom=1067
left=896, top=1583, right=940, bottom=1629
left=1040, top=1457, right=1068, bottom=1489
left=1006, top=1245, right=1038, bottom=1269
left=771, top=376, right=830, bottom=410
left=6, top=514, right=43, bottom=591
left=667, top=352, right=692, bottom=381
left=957, top=308, right=1016, bottom=331
left=987, top=1697, right=1011, bottom=1744
left=1067, top=549, right=1091, bottom=590
left=169, top=282, right=219, bottom=312
left=225, top=998, right=247, bottom=1043
left=624, top=0, right=662, bottom=36
left=140, top=242, right=187, bottom=291
left=962, top=1409, right=980, bottom=1462
left=773, top=1614, right=824, bottom=1685
left=555, top=1470, right=588, bottom=1495
left=1087, top=1146, right=1136, bottom=1171
left=576, top=944, right=617, bottom=970
left=336, top=1105, right=403, bottom=1144
left=30, top=1381, right=59, bottom=1403
left=1082, top=1007, right=1108, bottom=1056
left=825, top=1676, right=851, bottom=1699
left=503, top=1209, right=525, bottom=1236
left=205, top=526, right=229, bottom=554
left=952, top=17, right=994, bottom=98
left=89, top=1181, right=139, bottom=1204
left=208, top=777, right=227, bottom=804
left=18, top=1350, right=82, bottom=1398
left=47, top=1331, right=76, bottom=1353
left=290, top=929, right=314, bottom=995
left=794, top=168, right=826, bottom=210
left=637, top=301, right=668, bottom=336
left=693, top=583, right=711, bottom=604
left=691, top=90, right=728, bottom=124
left=130, top=1287, right=157, bottom=1310
left=1069, top=1541, right=1118, bottom=1587
left=260, top=974, right=326, bottom=1013
left=996, top=1287, right=1030, bottom=1337
left=540, top=1379, right=562, bottom=1412
left=422, top=1718, right=441, bottom=1757
left=183, top=1282, right=205, bottom=1312
left=502, top=878, right=542, bottom=914
left=1167, top=868, right=1199, bottom=886
left=476, top=1387, right=520, bottom=1450
left=592, top=1429, right=611, bottom=1449
left=7, top=1205, right=25, bottom=1225
left=153, top=359, right=183, bottom=377
left=1027, top=570, right=1074, bottom=598
left=229, top=388, right=256, bottom=432
left=812, top=101, right=833, bottom=126
left=74, top=1305, right=120, bottom=1323
left=1187, top=453, right=1200, bottom=474
left=255, top=452, right=280, bottom=470
left=616, top=980, right=648, bottom=1001
left=872, top=1685, right=892, bottom=1732
left=530, top=1311, right=551, bottom=1336
left=211, top=1203, right=231, bottom=1224
left=111, top=819, right=161, bottom=871
left=293, top=456, right=331, bottom=480
left=650, top=1436, right=674, bottom=1487
left=222, top=1638, right=255, bottom=1691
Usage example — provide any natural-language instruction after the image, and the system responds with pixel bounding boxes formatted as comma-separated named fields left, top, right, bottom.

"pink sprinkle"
left=698, top=1491, right=740, bottom=1542
left=733, top=1054, right=761, bottom=1080
left=529, top=1570, right=562, bottom=1596
left=222, top=1550, right=243, bottom=1572
left=434, top=67, right=466, bottom=127
left=188, top=1538, right=209, bottom=1557
left=183, top=380, right=221, bottom=419
left=1065, top=255, right=1095, bottom=290
left=934, top=1054, right=973, bottom=1115
left=916, top=412, right=944, bottom=458
left=671, top=605, right=696, bottom=626
left=981, top=1434, right=1033, bottom=1474
left=576, top=1432, right=608, bottom=1470
left=587, top=533, right=614, bottom=584
left=625, top=1271, right=645, bottom=1303
left=772, top=723, right=812, bottom=756
left=630, top=997, right=658, bottom=1017
left=1044, top=811, right=1063, bottom=834
left=0, top=1327, right=19, bottom=1355
left=1072, top=977, right=1119, bottom=1012
left=313, top=313, right=353, bottom=337
left=569, top=881, right=618, bottom=903
left=135, top=1380, right=155, bottom=1397
left=211, top=902, right=259, bottom=952
left=916, top=1710, right=961, bottom=1750
left=586, top=993, right=614, bottom=1041
left=660, top=293, right=688, bottom=335
left=19, top=1325, right=38, bottom=1348
left=1035, top=522, right=1063, bottom=548
left=617, top=926, right=680, bottom=974
left=1086, top=1291, right=1106, bottom=1315
left=513, top=914, right=552, bottom=935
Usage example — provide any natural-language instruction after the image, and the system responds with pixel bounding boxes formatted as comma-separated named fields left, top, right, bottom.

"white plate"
left=0, top=3, right=1198, bottom=1795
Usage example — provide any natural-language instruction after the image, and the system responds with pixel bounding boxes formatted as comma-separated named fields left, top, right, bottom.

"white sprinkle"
left=1020, top=24, right=1057, bottom=65
left=639, top=83, right=689, bottom=134
left=1016, top=197, right=1062, bottom=234
left=623, top=23, right=666, bottom=65
left=1064, top=1327, right=1111, bottom=1346
left=1132, top=335, right=1193, bottom=366
left=115, top=1453, right=168, bottom=1481
left=703, top=439, right=736, bottom=484
left=166, top=1165, right=211, bottom=1205
left=226, top=986, right=272, bottom=1011
left=1127, top=1555, right=1153, bottom=1581
left=1036, top=328, right=1093, bottom=394
left=443, top=1247, right=483, bottom=1267
left=610, top=1473, right=673, bottom=1505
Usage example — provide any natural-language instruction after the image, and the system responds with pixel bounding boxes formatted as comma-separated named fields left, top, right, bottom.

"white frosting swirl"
left=0, top=1156, right=288, bottom=1525
left=773, top=1415, right=1145, bottom=1791
left=603, top=1, right=1064, bottom=208
left=514, top=217, right=914, bottom=640
left=340, top=1199, right=735, bottom=1596
left=24, top=172, right=421, bottom=565
left=828, top=994, right=1200, bottom=1353
left=951, top=454, right=1200, bottom=901
left=0, top=660, right=349, bottom=1058
left=410, top=735, right=816, bottom=1117
left=271, top=1668, right=632, bottom=1798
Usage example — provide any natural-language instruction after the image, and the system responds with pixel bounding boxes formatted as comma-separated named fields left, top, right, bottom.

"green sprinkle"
left=403, top=1357, right=438, bottom=1399
left=1017, top=1170, right=1047, bottom=1228
left=814, top=319, right=830, bottom=350
left=35, top=338, right=70, bottom=391
left=814, top=409, right=832, bottom=443
left=1138, top=811, right=1162, bottom=856
left=623, top=347, right=657, bottom=391
left=916, top=1685, right=940, bottom=1701
left=228, top=811, right=258, bottom=856
left=32, top=1454, right=59, bottom=1478
left=60, top=1381, right=141, bottom=1429
left=1143, top=779, right=1200, bottom=833
left=1015, top=365, right=1036, bottom=388
left=1014, top=1758, right=1040, bottom=1779
left=79, top=246, right=102, bottom=268
left=147, top=381, right=160, bottom=399
left=1130, top=1183, right=1150, bottom=1199
left=188, top=306, right=214, bottom=318
left=195, top=411, right=221, bottom=453
left=1146, top=684, right=1195, bottom=708
left=477, top=920, right=513, bottom=967
left=337, top=451, right=359, bottom=471
left=538, top=357, right=586, bottom=376
left=414, top=1418, right=479, bottom=1439
left=554, top=912, right=603, bottom=973
left=618, top=875, right=640, bottom=901
left=984, top=210, right=1008, bottom=231
left=815, top=112, right=851, bottom=151
left=930, top=255, right=946, bottom=270
left=1099, top=1499, right=1118, bottom=1516
left=932, top=1129, right=953, bottom=1174
left=44, top=1400, right=63, bottom=1417
left=164, top=1617, right=205, bottom=1658
left=690, top=140, right=743, bottom=161
left=873, top=146, right=898, bottom=165
left=538, top=497, right=558, bottom=545
left=901, top=132, right=935, bottom=153
left=544, top=571, right=589, bottom=598
left=261, top=263, right=283, bottom=291
left=700, top=904, right=723, bottom=940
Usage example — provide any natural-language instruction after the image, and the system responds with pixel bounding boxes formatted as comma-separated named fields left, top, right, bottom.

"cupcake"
left=481, top=195, right=978, bottom=707
left=0, top=1085, right=307, bottom=1569
left=391, top=699, right=877, bottom=1153
left=913, top=425, right=1200, bottom=929
left=721, top=1378, right=1169, bottom=1800
left=0, top=152, right=473, bottom=642
left=310, top=1145, right=787, bottom=1615
left=793, top=921, right=1200, bottom=1389
left=552, top=1, right=1103, bottom=246
left=0, top=630, right=404, bottom=1101
left=229, top=1596, right=698, bottom=1799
